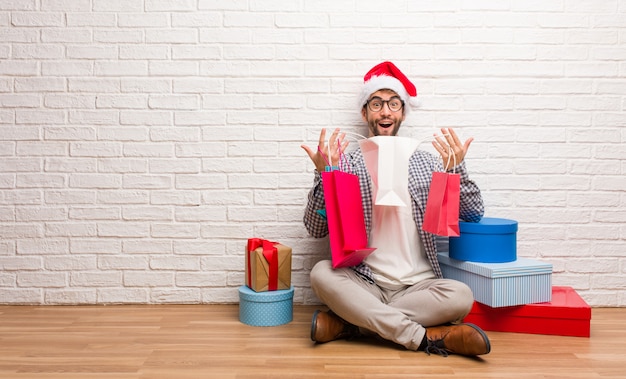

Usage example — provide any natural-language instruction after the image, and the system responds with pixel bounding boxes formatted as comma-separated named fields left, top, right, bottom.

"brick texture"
left=0, top=2, right=624, bottom=306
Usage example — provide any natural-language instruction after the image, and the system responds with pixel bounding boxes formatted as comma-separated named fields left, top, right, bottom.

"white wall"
left=0, top=0, right=624, bottom=306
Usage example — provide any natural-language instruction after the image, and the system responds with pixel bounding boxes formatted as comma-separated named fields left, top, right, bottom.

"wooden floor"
left=0, top=305, right=624, bottom=379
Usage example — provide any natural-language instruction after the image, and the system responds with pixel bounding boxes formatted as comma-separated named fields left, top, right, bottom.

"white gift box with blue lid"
left=449, top=217, right=518, bottom=263
left=437, top=252, right=552, bottom=308
left=238, top=285, right=294, bottom=327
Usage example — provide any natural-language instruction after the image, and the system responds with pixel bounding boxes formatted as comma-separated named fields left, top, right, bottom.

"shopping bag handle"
left=443, top=143, right=457, bottom=174
left=311, top=128, right=464, bottom=174
left=318, top=131, right=367, bottom=173
left=317, top=144, right=351, bottom=174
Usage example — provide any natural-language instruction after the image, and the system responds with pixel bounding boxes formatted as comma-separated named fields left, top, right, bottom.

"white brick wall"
left=0, top=1, right=624, bottom=307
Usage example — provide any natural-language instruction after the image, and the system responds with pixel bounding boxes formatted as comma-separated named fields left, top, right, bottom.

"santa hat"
left=358, top=61, right=419, bottom=112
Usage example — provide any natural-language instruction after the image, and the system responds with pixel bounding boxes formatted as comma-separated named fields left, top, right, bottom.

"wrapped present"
left=238, top=285, right=294, bottom=327
left=463, top=286, right=591, bottom=337
left=449, top=217, right=518, bottom=263
left=438, top=252, right=552, bottom=307
left=245, top=238, right=291, bottom=292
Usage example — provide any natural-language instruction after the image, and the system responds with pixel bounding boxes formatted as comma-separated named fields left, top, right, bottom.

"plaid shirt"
left=303, top=146, right=484, bottom=283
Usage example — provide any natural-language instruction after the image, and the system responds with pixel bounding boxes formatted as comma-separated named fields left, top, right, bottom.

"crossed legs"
left=309, top=260, right=474, bottom=351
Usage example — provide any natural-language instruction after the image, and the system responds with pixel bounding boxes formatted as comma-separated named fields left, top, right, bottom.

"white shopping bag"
left=359, top=136, right=420, bottom=207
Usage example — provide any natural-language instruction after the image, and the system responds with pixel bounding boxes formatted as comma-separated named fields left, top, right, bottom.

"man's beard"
left=369, top=117, right=401, bottom=136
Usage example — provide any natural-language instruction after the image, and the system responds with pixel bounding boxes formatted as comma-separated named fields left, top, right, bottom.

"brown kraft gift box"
left=245, top=238, right=292, bottom=292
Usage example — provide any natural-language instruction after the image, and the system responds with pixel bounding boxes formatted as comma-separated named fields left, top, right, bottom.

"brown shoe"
left=310, top=310, right=359, bottom=343
left=424, top=323, right=491, bottom=357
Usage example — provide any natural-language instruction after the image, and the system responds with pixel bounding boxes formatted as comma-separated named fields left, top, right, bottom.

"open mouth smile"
left=379, top=120, right=393, bottom=129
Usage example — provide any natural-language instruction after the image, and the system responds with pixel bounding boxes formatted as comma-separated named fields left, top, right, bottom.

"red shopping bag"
left=322, top=169, right=376, bottom=269
left=422, top=171, right=461, bottom=237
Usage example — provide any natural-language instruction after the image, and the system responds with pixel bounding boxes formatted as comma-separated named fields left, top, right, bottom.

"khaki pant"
left=310, top=260, right=474, bottom=351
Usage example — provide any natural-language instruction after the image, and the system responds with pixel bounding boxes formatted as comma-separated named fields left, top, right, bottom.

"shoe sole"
left=310, top=310, right=321, bottom=342
left=464, top=323, right=491, bottom=354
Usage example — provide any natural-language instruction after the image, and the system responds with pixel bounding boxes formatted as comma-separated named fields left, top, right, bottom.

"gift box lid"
left=238, top=285, right=294, bottom=303
left=470, top=286, right=590, bottom=319
left=459, top=217, right=518, bottom=235
left=437, top=252, right=552, bottom=278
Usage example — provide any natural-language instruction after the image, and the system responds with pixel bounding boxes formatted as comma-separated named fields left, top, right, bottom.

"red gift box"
left=463, top=286, right=591, bottom=337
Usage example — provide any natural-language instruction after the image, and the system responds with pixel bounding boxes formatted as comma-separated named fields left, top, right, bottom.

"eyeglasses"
left=365, top=96, right=404, bottom=112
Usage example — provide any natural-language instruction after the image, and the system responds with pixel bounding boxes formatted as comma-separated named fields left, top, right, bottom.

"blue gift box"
left=238, top=285, right=294, bottom=327
left=437, top=252, right=552, bottom=308
left=449, top=217, right=518, bottom=263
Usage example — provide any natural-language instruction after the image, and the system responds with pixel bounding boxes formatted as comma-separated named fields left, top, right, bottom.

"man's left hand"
left=432, top=128, right=474, bottom=171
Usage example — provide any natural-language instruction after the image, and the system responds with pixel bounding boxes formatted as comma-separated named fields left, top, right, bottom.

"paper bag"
left=422, top=171, right=461, bottom=236
left=322, top=169, right=376, bottom=268
left=245, top=238, right=292, bottom=292
left=359, top=136, right=420, bottom=207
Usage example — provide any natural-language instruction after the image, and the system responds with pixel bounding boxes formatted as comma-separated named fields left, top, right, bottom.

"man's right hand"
left=301, top=128, right=349, bottom=172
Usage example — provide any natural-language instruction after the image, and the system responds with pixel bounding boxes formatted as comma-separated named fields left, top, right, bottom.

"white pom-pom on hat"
left=358, top=61, right=419, bottom=113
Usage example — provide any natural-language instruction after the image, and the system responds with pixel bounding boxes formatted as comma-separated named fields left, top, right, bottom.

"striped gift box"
left=437, top=252, right=552, bottom=308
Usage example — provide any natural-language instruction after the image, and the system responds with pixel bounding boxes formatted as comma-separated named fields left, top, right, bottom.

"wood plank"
left=0, top=305, right=623, bottom=378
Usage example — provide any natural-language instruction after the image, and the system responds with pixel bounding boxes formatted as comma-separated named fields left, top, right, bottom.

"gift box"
left=238, top=285, right=294, bottom=327
left=463, top=286, right=591, bottom=337
left=245, top=238, right=291, bottom=292
left=449, top=217, right=518, bottom=263
left=438, top=252, right=552, bottom=307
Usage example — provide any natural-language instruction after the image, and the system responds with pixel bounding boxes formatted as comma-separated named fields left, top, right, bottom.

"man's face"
left=361, top=89, right=406, bottom=137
